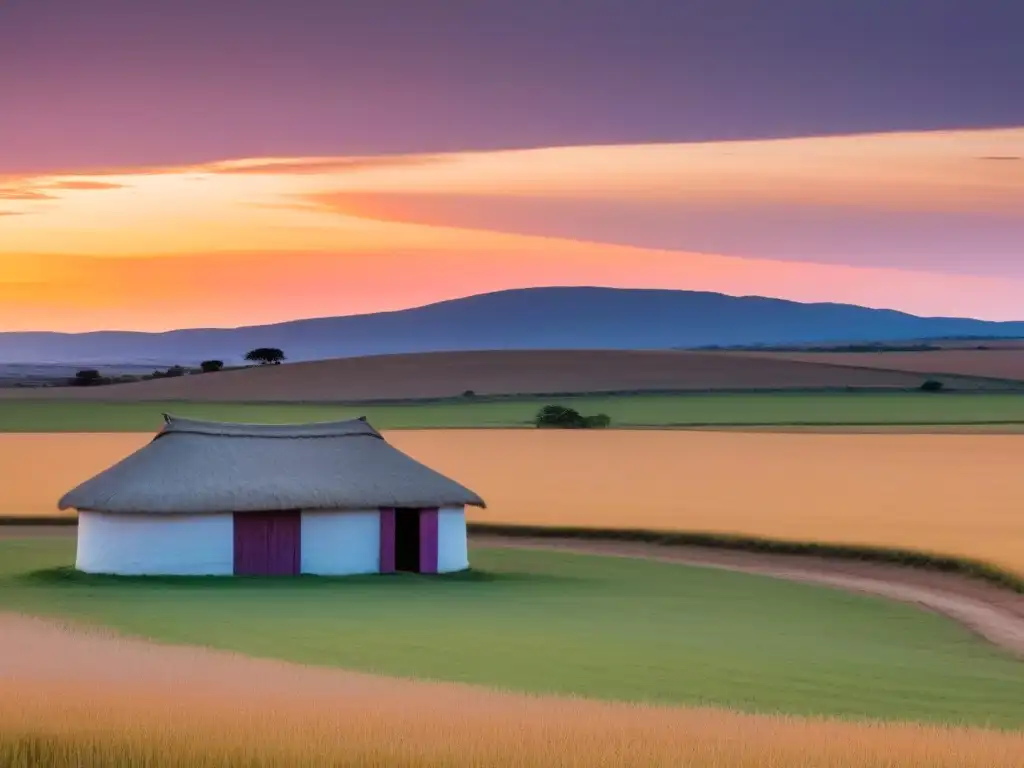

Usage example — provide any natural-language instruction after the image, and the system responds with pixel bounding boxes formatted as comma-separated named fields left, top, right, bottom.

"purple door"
left=379, top=508, right=396, bottom=573
left=233, top=511, right=301, bottom=575
left=419, top=508, right=439, bottom=574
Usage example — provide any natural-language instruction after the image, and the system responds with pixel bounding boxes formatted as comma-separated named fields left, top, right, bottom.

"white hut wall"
left=436, top=505, right=470, bottom=573
left=300, top=509, right=381, bottom=575
left=76, top=511, right=233, bottom=575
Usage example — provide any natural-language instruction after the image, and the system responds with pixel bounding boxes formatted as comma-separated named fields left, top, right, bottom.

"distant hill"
left=2, top=287, right=1024, bottom=366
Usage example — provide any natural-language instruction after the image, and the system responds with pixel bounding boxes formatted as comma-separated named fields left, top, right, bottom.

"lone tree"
left=200, top=359, right=224, bottom=373
left=244, top=347, right=285, bottom=365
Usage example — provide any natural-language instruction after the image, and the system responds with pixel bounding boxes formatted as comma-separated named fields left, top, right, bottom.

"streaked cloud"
left=0, top=188, right=56, bottom=201
left=309, top=192, right=1024, bottom=278
left=200, top=154, right=443, bottom=175
left=45, top=180, right=126, bottom=191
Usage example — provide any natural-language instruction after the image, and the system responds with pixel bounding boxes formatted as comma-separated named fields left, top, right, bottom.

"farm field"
left=4, top=619, right=1023, bottom=768
left=3, top=391, right=1024, bottom=432
left=4, top=430, right=1024, bottom=574
left=1, top=537, right=1022, bottom=727
left=737, top=349, right=1024, bottom=382
left=0, top=349, right=999, bottom=403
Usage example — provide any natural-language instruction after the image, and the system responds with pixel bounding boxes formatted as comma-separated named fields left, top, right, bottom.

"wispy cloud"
left=0, top=188, right=56, bottom=201
left=305, top=191, right=1024, bottom=278
left=45, top=180, right=127, bottom=191
left=201, top=154, right=443, bottom=175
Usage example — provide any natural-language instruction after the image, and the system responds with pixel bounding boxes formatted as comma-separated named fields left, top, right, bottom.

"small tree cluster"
left=534, top=405, right=611, bottom=429
left=200, top=359, right=224, bottom=373
left=70, top=369, right=106, bottom=387
left=919, top=379, right=945, bottom=392
left=149, top=365, right=187, bottom=379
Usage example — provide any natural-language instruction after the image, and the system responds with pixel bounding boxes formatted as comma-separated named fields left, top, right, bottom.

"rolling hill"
left=737, top=349, right=1024, bottom=382
left=1, top=349, right=1010, bottom=402
left=3, top=287, right=1024, bottom=366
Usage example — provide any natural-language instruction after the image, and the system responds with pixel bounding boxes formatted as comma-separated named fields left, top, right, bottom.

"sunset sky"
left=1, top=0, right=1022, bottom=332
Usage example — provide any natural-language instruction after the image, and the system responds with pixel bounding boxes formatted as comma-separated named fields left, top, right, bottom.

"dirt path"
left=472, top=535, right=1024, bottom=657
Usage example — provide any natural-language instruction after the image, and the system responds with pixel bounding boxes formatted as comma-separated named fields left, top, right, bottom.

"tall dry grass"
left=5, top=431, right=1024, bottom=573
left=3, top=681, right=1023, bottom=768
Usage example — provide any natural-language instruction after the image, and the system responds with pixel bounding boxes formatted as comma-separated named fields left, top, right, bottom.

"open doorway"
left=394, top=508, right=421, bottom=572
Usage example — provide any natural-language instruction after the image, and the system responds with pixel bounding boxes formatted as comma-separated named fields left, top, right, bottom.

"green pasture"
left=2, top=392, right=1024, bottom=431
left=1, top=537, right=1021, bottom=727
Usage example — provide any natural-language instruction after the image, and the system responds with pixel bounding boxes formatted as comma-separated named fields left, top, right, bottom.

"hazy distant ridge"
left=2, top=287, right=1023, bottom=366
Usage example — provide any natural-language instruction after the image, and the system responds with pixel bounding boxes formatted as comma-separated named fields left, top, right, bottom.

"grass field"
left=6, top=430, right=1024, bottom=574
left=1, top=537, right=1022, bottom=727
left=3, top=392, right=1024, bottom=431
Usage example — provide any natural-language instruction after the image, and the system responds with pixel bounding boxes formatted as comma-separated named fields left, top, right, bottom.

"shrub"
left=200, top=360, right=224, bottom=373
left=462, top=389, right=476, bottom=398
left=147, top=366, right=186, bottom=380
left=535, top=406, right=611, bottom=429
left=535, top=405, right=586, bottom=428
left=920, top=379, right=945, bottom=392
left=69, top=370, right=104, bottom=387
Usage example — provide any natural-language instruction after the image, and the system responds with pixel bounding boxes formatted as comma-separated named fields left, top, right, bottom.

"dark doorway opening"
left=394, top=508, right=421, bottom=572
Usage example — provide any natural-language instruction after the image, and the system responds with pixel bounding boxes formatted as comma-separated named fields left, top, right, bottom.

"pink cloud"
left=45, top=180, right=126, bottom=191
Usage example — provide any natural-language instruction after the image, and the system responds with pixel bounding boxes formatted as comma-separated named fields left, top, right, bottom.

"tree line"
left=70, top=347, right=287, bottom=387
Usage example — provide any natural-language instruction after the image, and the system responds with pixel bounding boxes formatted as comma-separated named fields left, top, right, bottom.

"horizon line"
left=0, top=285, right=1018, bottom=337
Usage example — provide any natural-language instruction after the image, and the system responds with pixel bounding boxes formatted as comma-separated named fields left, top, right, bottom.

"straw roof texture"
left=58, top=415, right=486, bottom=514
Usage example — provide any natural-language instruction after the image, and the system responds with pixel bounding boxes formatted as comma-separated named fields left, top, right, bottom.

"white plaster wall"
left=301, top=510, right=381, bottom=575
left=76, top=511, right=233, bottom=576
left=437, top=506, right=469, bottom=573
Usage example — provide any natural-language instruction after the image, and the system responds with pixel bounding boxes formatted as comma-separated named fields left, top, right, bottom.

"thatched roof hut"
left=60, top=415, right=485, bottom=577
left=60, top=414, right=486, bottom=514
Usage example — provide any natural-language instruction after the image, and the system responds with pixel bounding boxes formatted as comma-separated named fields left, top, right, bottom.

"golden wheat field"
left=8, top=683, right=1024, bottom=768
left=5, top=430, right=1024, bottom=573
left=2, top=612, right=1022, bottom=768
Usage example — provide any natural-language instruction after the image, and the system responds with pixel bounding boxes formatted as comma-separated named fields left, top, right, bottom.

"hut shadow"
left=19, top=566, right=581, bottom=590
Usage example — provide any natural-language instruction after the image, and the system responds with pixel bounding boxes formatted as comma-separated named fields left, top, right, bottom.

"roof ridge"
left=157, top=414, right=383, bottom=439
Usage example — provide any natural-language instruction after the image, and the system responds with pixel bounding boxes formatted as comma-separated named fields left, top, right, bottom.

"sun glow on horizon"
left=1, top=127, right=1022, bottom=331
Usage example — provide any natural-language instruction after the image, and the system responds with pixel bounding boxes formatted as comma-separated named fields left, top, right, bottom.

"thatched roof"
left=58, top=415, right=486, bottom=514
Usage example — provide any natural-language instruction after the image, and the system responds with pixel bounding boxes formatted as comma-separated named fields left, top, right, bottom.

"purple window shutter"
left=419, top=508, right=439, bottom=574
left=379, top=508, right=396, bottom=573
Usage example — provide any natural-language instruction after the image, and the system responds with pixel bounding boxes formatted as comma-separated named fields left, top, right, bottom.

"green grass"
left=3, top=392, right=1024, bottom=431
left=1, top=537, right=1021, bottom=727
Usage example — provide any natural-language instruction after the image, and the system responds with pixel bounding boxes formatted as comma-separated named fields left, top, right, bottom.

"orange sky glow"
left=1, top=127, right=1021, bottom=331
